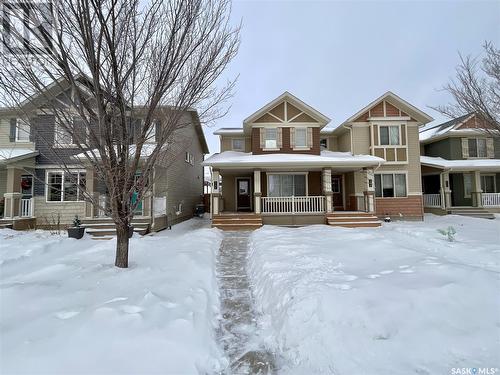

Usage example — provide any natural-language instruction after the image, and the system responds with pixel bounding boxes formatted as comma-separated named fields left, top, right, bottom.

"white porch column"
left=441, top=172, right=452, bottom=209
left=472, top=170, right=483, bottom=207
left=254, top=169, right=261, bottom=214
left=322, top=168, right=333, bottom=213
left=211, top=169, right=220, bottom=216
left=363, top=168, right=375, bottom=213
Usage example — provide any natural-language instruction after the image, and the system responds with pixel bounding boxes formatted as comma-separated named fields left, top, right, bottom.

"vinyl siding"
left=424, top=137, right=462, bottom=160
left=0, top=117, right=36, bottom=149
left=337, top=131, right=351, bottom=152
left=220, top=136, right=251, bottom=152
left=351, top=126, right=370, bottom=154
left=34, top=197, right=86, bottom=226
left=0, top=169, right=7, bottom=199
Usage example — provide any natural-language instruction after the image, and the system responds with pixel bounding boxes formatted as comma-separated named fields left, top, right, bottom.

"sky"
left=205, top=0, right=500, bottom=155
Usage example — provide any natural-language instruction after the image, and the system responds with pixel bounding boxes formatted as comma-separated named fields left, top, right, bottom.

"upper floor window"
left=295, top=128, right=307, bottom=148
left=320, top=138, right=328, bottom=150
left=232, top=138, right=244, bottom=151
left=16, top=119, right=30, bottom=142
left=265, top=128, right=277, bottom=149
left=55, top=118, right=74, bottom=145
left=468, top=138, right=487, bottom=158
left=185, top=151, right=194, bottom=165
left=146, top=120, right=156, bottom=143
left=375, top=173, right=406, bottom=197
left=380, top=125, right=400, bottom=145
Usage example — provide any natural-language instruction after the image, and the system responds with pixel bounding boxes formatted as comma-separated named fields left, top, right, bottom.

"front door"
left=236, top=178, right=251, bottom=211
left=332, top=175, right=343, bottom=209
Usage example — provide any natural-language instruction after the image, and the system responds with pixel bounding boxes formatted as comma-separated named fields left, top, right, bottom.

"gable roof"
left=243, top=91, right=331, bottom=130
left=419, top=112, right=498, bottom=143
left=339, top=91, right=434, bottom=127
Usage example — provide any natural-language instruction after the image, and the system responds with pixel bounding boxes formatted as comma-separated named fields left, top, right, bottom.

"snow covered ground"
left=0, top=218, right=226, bottom=375
left=248, top=214, right=500, bottom=375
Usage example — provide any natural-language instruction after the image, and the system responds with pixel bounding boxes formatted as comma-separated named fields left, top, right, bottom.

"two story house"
left=420, top=113, right=500, bottom=218
left=0, top=79, right=208, bottom=234
left=203, top=91, right=433, bottom=229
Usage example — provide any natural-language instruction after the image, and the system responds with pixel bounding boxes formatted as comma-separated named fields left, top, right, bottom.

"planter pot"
left=68, top=227, right=85, bottom=239
left=128, top=226, right=134, bottom=238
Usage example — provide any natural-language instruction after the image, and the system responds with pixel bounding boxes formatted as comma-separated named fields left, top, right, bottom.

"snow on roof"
left=0, top=148, right=38, bottom=163
left=213, top=128, right=244, bottom=135
left=203, top=150, right=384, bottom=168
left=420, top=156, right=500, bottom=171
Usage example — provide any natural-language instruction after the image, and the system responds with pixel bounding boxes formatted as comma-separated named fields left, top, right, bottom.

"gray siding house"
left=420, top=113, right=500, bottom=217
left=0, top=83, right=208, bottom=233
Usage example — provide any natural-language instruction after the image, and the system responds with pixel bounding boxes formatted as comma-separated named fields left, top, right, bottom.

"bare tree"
left=0, top=0, right=239, bottom=267
left=432, top=41, right=500, bottom=131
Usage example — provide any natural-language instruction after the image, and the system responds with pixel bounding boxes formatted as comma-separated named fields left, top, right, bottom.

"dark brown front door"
left=236, top=178, right=251, bottom=211
left=332, top=175, right=343, bottom=209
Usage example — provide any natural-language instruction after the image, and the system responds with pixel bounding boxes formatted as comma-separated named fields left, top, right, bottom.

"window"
left=185, top=151, right=194, bottom=165
left=265, top=128, right=277, bottom=149
left=375, top=173, right=406, bottom=197
left=464, top=173, right=472, bottom=198
left=185, top=151, right=190, bottom=162
left=47, top=171, right=86, bottom=202
left=320, top=138, right=328, bottom=150
left=16, top=119, right=30, bottom=142
left=267, top=174, right=306, bottom=197
left=481, top=175, right=496, bottom=193
left=468, top=138, right=487, bottom=158
left=146, top=121, right=156, bottom=143
left=295, top=128, right=307, bottom=148
left=232, top=138, right=244, bottom=151
left=55, top=118, right=74, bottom=145
left=332, top=177, right=341, bottom=193
left=380, top=126, right=400, bottom=145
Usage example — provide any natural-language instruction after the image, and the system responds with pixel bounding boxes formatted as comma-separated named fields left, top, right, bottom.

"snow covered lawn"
left=248, top=214, right=500, bottom=375
left=0, top=219, right=226, bottom=374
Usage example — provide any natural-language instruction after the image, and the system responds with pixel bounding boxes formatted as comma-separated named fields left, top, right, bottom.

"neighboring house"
left=203, top=91, right=432, bottom=229
left=0, top=81, right=208, bottom=233
left=420, top=113, right=500, bottom=217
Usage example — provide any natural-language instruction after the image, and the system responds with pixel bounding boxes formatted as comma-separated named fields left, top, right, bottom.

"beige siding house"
left=203, top=91, right=433, bottom=230
left=0, top=87, right=208, bottom=233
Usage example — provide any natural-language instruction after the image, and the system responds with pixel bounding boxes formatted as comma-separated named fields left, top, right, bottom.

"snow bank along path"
left=0, top=218, right=226, bottom=374
left=217, top=231, right=277, bottom=374
left=248, top=214, right=500, bottom=375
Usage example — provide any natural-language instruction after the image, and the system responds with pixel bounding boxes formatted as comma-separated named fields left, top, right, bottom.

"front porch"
left=422, top=168, right=500, bottom=217
left=210, top=167, right=378, bottom=227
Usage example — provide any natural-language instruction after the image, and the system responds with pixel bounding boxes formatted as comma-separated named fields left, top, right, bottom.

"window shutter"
left=259, top=128, right=265, bottom=148
left=277, top=127, right=282, bottom=148
left=486, top=138, right=494, bottom=158
left=9, top=118, right=16, bottom=142
left=290, top=127, right=295, bottom=148
left=461, top=138, right=469, bottom=159
left=307, top=127, right=313, bottom=148
left=373, top=125, right=379, bottom=145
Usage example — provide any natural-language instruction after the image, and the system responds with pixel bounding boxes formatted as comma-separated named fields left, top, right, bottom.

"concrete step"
left=81, top=223, right=149, bottom=230
left=212, top=223, right=263, bottom=231
left=328, top=221, right=382, bottom=228
left=0, top=223, right=13, bottom=229
left=327, top=211, right=375, bottom=217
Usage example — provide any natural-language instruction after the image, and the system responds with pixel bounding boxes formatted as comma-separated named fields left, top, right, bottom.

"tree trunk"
left=115, top=222, right=130, bottom=268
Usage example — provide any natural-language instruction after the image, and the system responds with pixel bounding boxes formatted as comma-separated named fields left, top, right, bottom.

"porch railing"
left=261, top=196, right=325, bottom=214
left=20, top=198, right=33, bottom=217
left=482, top=193, right=500, bottom=207
left=423, top=194, right=441, bottom=208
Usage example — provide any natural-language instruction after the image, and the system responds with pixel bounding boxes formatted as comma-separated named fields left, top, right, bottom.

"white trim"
left=45, top=169, right=87, bottom=203
left=266, top=172, right=309, bottom=196
left=374, top=171, right=408, bottom=198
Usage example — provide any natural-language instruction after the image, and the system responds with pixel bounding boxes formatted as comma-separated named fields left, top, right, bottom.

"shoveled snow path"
left=217, top=231, right=277, bottom=374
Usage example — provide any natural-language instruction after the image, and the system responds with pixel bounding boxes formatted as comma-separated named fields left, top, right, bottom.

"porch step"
left=81, top=218, right=150, bottom=237
left=0, top=223, right=13, bottom=229
left=448, top=208, right=495, bottom=220
left=212, top=214, right=263, bottom=231
left=326, top=212, right=382, bottom=228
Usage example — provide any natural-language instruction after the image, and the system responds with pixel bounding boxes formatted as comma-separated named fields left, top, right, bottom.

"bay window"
left=47, top=171, right=86, bottom=201
left=468, top=138, right=487, bottom=158
left=375, top=173, right=407, bottom=197
left=268, top=174, right=306, bottom=197
left=380, top=126, right=400, bottom=145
